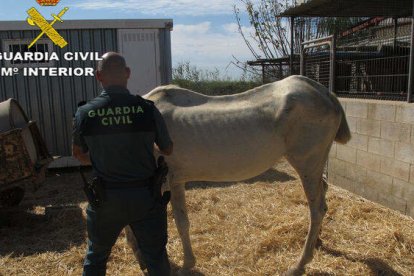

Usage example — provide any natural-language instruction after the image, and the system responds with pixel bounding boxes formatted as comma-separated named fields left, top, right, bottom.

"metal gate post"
left=330, top=34, right=337, bottom=93
left=407, top=0, right=414, bottom=102
left=301, top=36, right=333, bottom=85
left=290, top=16, right=295, bottom=75
left=300, top=44, right=305, bottom=76
left=262, top=65, right=265, bottom=84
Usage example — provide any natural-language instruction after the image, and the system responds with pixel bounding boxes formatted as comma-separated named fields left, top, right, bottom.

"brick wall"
left=328, top=98, right=414, bottom=217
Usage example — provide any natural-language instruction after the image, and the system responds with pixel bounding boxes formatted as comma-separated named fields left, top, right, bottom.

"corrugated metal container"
left=0, top=19, right=173, bottom=158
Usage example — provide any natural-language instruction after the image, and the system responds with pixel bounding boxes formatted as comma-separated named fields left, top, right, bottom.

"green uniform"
left=73, top=86, right=172, bottom=182
left=73, top=86, right=172, bottom=276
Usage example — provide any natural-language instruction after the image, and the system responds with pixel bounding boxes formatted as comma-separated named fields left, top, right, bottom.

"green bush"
left=172, top=61, right=261, bottom=95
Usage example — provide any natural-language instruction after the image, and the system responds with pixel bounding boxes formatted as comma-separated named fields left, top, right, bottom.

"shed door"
left=118, top=29, right=161, bottom=95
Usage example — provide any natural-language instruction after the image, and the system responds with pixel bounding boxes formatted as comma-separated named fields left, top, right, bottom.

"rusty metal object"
left=0, top=99, right=52, bottom=207
left=0, top=129, right=34, bottom=185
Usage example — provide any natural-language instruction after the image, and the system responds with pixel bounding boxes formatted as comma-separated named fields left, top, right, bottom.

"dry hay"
left=0, top=159, right=413, bottom=275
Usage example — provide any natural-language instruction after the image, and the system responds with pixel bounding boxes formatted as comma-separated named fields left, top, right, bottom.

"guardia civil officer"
left=72, top=52, right=173, bottom=276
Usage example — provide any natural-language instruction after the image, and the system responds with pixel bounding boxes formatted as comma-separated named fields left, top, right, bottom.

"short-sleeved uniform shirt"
left=73, top=86, right=172, bottom=182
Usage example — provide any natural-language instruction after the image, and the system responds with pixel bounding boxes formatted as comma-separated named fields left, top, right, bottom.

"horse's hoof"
left=283, top=266, right=305, bottom=276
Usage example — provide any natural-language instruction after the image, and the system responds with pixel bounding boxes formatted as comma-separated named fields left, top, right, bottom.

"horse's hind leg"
left=285, top=148, right=330, bottom=275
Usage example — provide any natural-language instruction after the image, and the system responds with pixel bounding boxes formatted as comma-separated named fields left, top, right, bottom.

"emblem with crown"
left=36, top=0, right=60, bottom=6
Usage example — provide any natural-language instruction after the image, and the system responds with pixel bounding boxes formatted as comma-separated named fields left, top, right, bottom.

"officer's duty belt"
left=102, top=178, right=152, bottom=189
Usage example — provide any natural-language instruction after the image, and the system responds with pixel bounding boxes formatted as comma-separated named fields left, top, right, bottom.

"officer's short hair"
left=97, top=52, right=127, bottom=76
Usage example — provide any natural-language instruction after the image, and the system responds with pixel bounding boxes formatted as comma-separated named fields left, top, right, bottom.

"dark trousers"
left=83, top=186, right=170, bottom=276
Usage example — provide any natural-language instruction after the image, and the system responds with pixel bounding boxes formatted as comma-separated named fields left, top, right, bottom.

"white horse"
left=126, top=75, right=351, bottom=275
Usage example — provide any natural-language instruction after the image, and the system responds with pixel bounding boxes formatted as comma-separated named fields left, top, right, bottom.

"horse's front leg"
left=170, top=182, right=196, bottom=270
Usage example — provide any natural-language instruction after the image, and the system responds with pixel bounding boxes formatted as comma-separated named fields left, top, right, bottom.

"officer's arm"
left=72, top=109, right=91, bottom=165
left=72, top=144, right=92, bottom=165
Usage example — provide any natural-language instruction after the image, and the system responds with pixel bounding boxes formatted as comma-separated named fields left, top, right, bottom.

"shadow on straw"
left=186, top=167, right=296, bottom=190
left=319, top=244, right=403, bottom=276
left=169, top=262, right=205, bottom=276
left=0, top=205, right=85, bottom=257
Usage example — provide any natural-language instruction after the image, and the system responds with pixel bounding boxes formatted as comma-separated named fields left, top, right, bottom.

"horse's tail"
left=330, top=94, right=351, bottom=144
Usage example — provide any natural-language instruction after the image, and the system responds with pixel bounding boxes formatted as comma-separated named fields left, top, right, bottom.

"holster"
left=152, top=156, right=171, bottom=205
left=80, top=169, right=106, bottom=208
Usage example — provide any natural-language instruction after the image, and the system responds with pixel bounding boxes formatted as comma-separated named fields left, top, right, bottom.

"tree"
left=234, top=0, right=362, bottom=61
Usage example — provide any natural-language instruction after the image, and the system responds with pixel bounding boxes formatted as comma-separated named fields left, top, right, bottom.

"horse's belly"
left=169, top=133, right=285, bottom=182
left=160, top=104, right=286, bottom=182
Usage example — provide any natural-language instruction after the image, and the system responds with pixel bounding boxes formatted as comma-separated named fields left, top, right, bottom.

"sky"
left=0, top=0, right=261, bottom=78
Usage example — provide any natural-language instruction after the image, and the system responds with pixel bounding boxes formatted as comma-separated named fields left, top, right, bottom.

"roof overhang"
left=247, top=55, right=300, bottom=66
left=281, top=0, right=413, bottom=17
left=0, top=19, right=173, bottom=31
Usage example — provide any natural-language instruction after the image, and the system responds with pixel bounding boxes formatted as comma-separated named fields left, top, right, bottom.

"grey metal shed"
left=0, top=19, right=173, bottom=158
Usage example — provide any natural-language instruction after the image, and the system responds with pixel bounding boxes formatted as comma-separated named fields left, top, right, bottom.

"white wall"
left=328, top=98, right=414, bottom=218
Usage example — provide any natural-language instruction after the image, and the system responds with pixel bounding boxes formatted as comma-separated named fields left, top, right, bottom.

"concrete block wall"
left=328, top=98, right=414, bottom=217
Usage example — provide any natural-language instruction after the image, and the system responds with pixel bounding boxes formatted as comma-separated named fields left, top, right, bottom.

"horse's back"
left=144, top=85, right=210, bottom=108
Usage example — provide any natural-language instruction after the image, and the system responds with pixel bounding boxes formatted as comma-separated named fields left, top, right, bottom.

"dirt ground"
left=0, top=159, right=413, bottom=275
